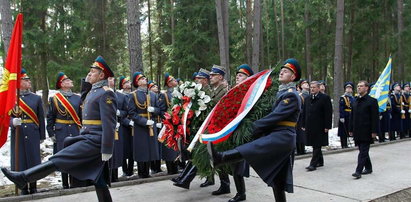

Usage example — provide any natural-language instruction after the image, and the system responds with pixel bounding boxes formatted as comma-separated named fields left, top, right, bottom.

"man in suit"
left=207, top=58, right=302, bottom=202
left=2, top=56, right=117, bottom=201
left=303, top=81, right=332, bottom=171
left=349, top=81, right=379, bottom=179
left=9, top=69, right=46, bottom=195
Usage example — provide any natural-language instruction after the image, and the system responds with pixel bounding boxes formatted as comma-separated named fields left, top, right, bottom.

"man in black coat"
left=349, top=81, right=379, bottom=179
left=303, top=81, right=332, bottom=171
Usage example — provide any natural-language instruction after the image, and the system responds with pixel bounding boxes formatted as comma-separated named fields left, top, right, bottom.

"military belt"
left=344, top=109, right=352, bottom=112
left=138, top=113, right=149, bottom=117
left=277, top=121, right=297, bottom=127
left=21, top=119, right=34, bottom=124
left=56, top=119, right=76, bottom=124
left=82, top=120, right=102, bottom=125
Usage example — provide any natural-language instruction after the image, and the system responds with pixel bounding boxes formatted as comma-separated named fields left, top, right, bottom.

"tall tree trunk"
left=333, top=0, right=344, bottom=127
left=239, top=0, right=244, bottom=29
left=397, top=0, right=404, bottom=82
left=251, top=0, right=261, bottom=72
left=346, top=1, right=355, bottom=82
left=170, top=0, right=177, bottom=78
left=40, top=11, right=49, bottom=113
left=215, top=0, right=230, bottom=81
left=246, top=0, right=252, bottom=65
left=0, top=0, right=13, bottom=56
left=156, top=0, right=164, bottom=87
left=304, top=0, right=313, bottom=80
left=273, top=0, right=281, bottom=62
left=280, top=0, right=285, bottom=60
left=148, top=0, right=153, bottom=79
left=95, top=0, right=107, bottom=56
left=127, top=0, right=144, bottom=74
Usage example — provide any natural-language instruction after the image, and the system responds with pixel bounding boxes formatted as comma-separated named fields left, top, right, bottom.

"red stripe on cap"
left=283, top=63, right=298, bottom=79
left=238, top=68, right=251, bottom=76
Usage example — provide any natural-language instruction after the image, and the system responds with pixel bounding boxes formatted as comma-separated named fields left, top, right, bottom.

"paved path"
left=9, top=140, right=411, bottom=201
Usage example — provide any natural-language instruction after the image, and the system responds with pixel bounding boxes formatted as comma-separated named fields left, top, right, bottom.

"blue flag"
left=369, top=56, right=392, bottom=112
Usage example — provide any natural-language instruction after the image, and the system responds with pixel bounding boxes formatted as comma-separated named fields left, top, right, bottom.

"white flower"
left=190, top=82, right=196, bottom=87
left=202, top=95, right=211, bottom=103
left=198, top=99, right=207, bottom=111
left=172, top=89, right=183, bottom=99
left=195, top=83, right=202, bottom=90
left=195, top=110, right=201, bottom=117
left=184, top=88, right=196, bottom=98
left=179, top=83, right=186, bottom=92
left=198, top=91, right=205, bottom=98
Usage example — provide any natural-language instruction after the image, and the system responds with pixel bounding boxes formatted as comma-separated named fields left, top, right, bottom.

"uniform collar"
left=278, top=82, right=296, bottom=92
left=59, top=89, right=73, bottom=97
left=19, top=89, right=31, bottom=96
left=91, top=79, right=108, bottom=90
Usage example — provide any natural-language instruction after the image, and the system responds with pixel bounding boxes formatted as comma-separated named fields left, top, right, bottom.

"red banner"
left=0, top=14, right=23, bottom=148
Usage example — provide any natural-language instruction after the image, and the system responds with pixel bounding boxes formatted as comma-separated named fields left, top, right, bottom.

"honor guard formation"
left=1, top=56, right=406, bottom=202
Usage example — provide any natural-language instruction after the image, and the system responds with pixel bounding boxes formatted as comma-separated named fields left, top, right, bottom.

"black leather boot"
left=273, top=187, right=286, bottom=202
left=200, top=176, right=215, bottom=187
left=95, top=187, right=113, bottom=202
left=62, top=172, right=69, bottom=189
left=29, top=182, right=37, bottom=194
left=171, top=161, right=192, bottom=182
left=207, top=142, right=243, bottom=168
left=229, top=175, right=246, bottom=201
left=173, top=165, right=197, bottom=189
left=20, top=184, right=29, bottom=195
left=212, top=173, right=230, bottom=195
left=1, top=161, right=56, bottom=190
left=111, top=169, right=118, bottom=182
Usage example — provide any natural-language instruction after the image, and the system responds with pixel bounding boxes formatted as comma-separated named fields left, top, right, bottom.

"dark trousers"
left=122, top=158, right=134, bottom=176
left=378, top=132, right=385, bottom=143
left=340, top=136, right=348, bottom=148
left=296, top=143, right=306, bottom=155
left=355, top=143, right=372, bottom=173
left=309, top=146, right=323, bottom=166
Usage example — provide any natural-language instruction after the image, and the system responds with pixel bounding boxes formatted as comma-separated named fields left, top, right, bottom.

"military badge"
left=106, top=97, right=113, bottom=104
left=283, top=98, right=290, bottom=104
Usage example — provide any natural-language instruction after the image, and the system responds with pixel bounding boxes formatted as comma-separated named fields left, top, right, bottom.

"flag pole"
left=14, top=88, right=20, bottom=195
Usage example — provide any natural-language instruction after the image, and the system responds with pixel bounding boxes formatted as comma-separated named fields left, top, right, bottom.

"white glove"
left=146, top=120, right=154, bottom=126
left=50, top=136, right=56, bottom=143
left=401, top=110, right=405, bottom=114
left=147, top=106, right=155, bottom=113
left=156, top=123, right=162, bottom=128
left=116, top=122, right=120, bottom=130
left=339, top=118, right=345, bottom=123
left=129, top=120, right=134, bottom=127
left=102, top=153, right=112, bottom=161
left=12, top=118, right=22, bottom=127
left=116, top=109, right=121, bottom=117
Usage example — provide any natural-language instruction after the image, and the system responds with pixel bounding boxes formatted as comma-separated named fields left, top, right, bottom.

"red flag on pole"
left=0, top=14, right=23, bottom=148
